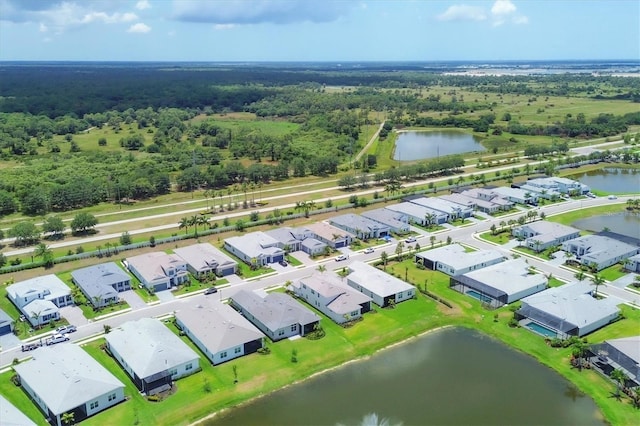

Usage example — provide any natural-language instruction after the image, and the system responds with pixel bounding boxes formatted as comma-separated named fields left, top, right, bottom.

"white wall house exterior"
left=562, top=235, right=640, bottom=271
left=0, top=308, right=15, bottom=336
left=71, top=262, right=131, bottom=308
left=292, top=274, right=372, bottom=324
left=361, top=208, right=410, bottom=234
left=512, top=221, right=581, bottom=252
left=625, top=253, right=640, bottom=273
left=305, top=222, right=354, bottom=249
left=223, top=232, right=285, bottom=266
left=460, top=188, right=514, bottom=213
left=175, top=300, right=264, bottom=365
left=6, top=275, right=73, bottom=327
left=492, top=186, right=539, bottom=204
left=527, top=177, right=589, bottom=195
left=329, top=214, right=390, bottom=240
left=346, top=261, right=415, bottom=307
left=126, top=252, right=189, bottom=292
left=415, top=244, right=505, bottom=276
left=408, top=197, right=473, bottom=219
left=14, top=345, right=125, bottom=426
left=105, top=318, right=200, bottom=395
left=174, top=243, right=238, bottom=277
left=385, top=202, right=448, bottom=225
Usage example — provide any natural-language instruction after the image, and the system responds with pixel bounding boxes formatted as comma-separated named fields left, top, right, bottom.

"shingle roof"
left=348, top=261, right=414, bottom=297
left=173, top=243, right=237, bottom=273
left=0, top=395, right=36, bottom=426
left=232, top=290, right=320, bottom=331
left=126, top=252, right=187, bottom=283
left=105, top=318, right=200, bottom=379
left=13, top=345, right=124, bottom=417
left=458, top=258, right=546, bottom=296
left=71, top=262, right=129, bottom=300
left=297, top=274, right=372, bottom=315
left=6, top=275, right=70, bottom=301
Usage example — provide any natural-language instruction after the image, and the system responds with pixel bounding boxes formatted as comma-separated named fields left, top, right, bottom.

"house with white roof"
left=562, top=235, right=640, bottom=271
left=223, top=232, right=285, bottom=267
left=408, top=196, right=473, bottom=219
left=517, top=183, right=562, bottom=200
left=126, top=252, right=188, bottom=292
left=0, top=395, right=37, bottom=426
left=329, top=214, right=390, bottom=240
left=292, top=273, right=372, bottom=324
left=512, top=221, right=581, bottom=252
left=264, top=226, right=328, bottom=255
left=230, top=290, right=321, bottom=341
left=305, top=222, right=354, bottom=249
left=385, top=202, right=448, bottom=225
left=460, top=188, right=514, bottom=213
left=174, top=243, right=238, bottom=277
left=346, top=261, right=415, bottom=307
left=174, top=299, right=264, bottom=365
left=516, top=282, right=621, bottom=338
left=415, top=244, right=505, bottom=276
left=527, top=177, right=589, bottom=195
left=450, top=259, right=547, bottom=308
left=589, top=336, right=640, bottom=387
left=6, top=275, right=73, bottom=327
left=105, top=318, right=200, bottom=395
left=361, top=208, right=410, bottom=234
left=71, top=262, right=131, bottom=308
left=492, top=186, right=539, bottom=205
left=14, top=344, right=125, bottom=426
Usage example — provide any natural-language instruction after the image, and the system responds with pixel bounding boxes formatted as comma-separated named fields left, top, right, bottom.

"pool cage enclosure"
left=514, top=305, right=578, bottom=338
left=448, top=276, right=506, bottom=310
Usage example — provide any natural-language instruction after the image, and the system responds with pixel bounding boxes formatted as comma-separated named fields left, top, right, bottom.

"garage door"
left=335, top=241, right=346, bottom=248
left=0, top=324, right=12, bottom=336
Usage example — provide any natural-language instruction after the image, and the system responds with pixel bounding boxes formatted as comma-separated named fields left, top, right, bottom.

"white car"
left=405, top=237, right=417, bottom=243
left=607, top=195, right=617, bottom=200
left=335, top=254, right=348, bottom=261
left=363, top=248, right=374, bottom=254
left=46, top=333, right=70, bottom=346
left=55, top=325, right=77, bottom=334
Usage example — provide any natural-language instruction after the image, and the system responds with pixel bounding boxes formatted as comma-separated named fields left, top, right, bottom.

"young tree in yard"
left=61, top=411, right=75, bottom=425
left=430, top=235, right=436, bottom=248
left=611, top=369, right=628, bottom=400
left=42, top=216, right=65, bottom=239
left=395, top=241, right=404, bottom=260
left=33, top=243, right=54, bottom=267
left=590, top=274, right=605, bottom=298
left=380, top=251, right=388, bottom=270
left=120, top=231, right=132, bottom=246
left=70, top=212, right=98, bottom=234
left=490, top=224, right=497, bottom=236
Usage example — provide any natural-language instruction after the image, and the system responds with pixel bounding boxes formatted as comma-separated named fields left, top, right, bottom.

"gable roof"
left=566, top=235, right=639, bottom=264
left=175, top=300, right=264, bottom=354
left=71, top=262, right=129, bottom=300
left=361, top=208, right=409, bottom=230
left=329, top=214, right=389, bottom=233
left=298, top=274, right=371, bottom=315
left=348, top=261, right=414, bottom=296
left=386, top=202, right=446, bottom=220
left=305, top=222, right=354, bottom=242
left=105, top=318, right=199, bottom=379
left=232, top=290, right=320, bottom=330
left=13, top=345, right=124, bottom=417
left=174, top=243, right=237, bottom=272
left=224, top=232, right=283, bottom=258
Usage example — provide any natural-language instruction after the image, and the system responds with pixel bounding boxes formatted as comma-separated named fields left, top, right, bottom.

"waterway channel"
left=569, top=167, right=640, bottom=194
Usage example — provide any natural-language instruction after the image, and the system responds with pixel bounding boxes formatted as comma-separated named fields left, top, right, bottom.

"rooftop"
left=416, top=244, right=505, bottom=271
left=71, top=262, right=130, bottom=299
left=606, top=336, right=640, bottom=366
left=224, top=232, right=283, bottom=258
left=174, top=243, right=237, bottom=272
left=361, top=208, right=409, bottom=230
left=458, top=258, right=546, bottom=296
left=0, top=395, right=36, bottom=426
left=408, top=197, right=468, bottom=214
left=232, top=290, right=320, bottom=330
left=517, top=221, right=580, bottom=238
left=348, top=261, right=414, bottom=296
left=126, top=252, right=187, bottom=283
left=330, top=214, right=388, bottom=233
left=385, top=202, right=446, bottom=219
left=305, top=222, right=354, bottom=242
left=6, top=274, right=70, bottom=301
left=567, top=235, right=639, bottom=263
left=297, top=274, right=371, bottom=315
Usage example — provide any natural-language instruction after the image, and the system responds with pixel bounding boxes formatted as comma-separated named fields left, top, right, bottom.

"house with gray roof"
left=329, top=214, right=390, bottom=240
left=562, top=235, right=640, bottom=271
left=292, top=273, right=372, bottom=324
left=450, top=259, right=547, bottom=308
left=126, top=252, right=188, bottom=292
left=174, top=299, right=264, bottom=365
left=527, top=177, right=589, bottom=195
left=71, top=262, right=131, bottom=308
left=300, top=237, right=328, bottom=256
left=516, top=282, right=621, bottom=338
left=415, top=244, right=505, bottom=276
left=174, top=243, right=238, bottom=277
left=105, top=318, right=200, bottom=395
left=517, top=183, right=562, bottom=200
left=264, top=226, right=328, bottom=256
left=513, top=221, right=581, bottom=252
left=624, top=253, right=640, bottom=273
left=14, top=344, right=125, bottom=426
left=346, top=261, right=415, bottom=307
left=0, top=395, right=37, bottom=426
left=589, top=336, right=640, bottom=387
left=305, top=222, right=354, bottom=249
left=6, top=275, right=73, bottom=327
left=230, top=290, right=321, bottom=341
left=0, top=308, right=14, bottom=336
left=223, top=232, right=285, bottom=267
left=385, top=202, right=448, bottom=225
left=460, top=188, right=514, bottom=213
left=491, top=186, right=539, bottom=205
left=439, top=193, right=477, bottom=210
left=408, top=196, right=473, bottom=219
left=361, top=208, right=410, bottom=234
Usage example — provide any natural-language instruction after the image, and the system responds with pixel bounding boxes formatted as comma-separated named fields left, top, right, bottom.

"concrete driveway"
left=119, top=290, right=147, bottom=310
left=60, top=305, right=89, bottom=326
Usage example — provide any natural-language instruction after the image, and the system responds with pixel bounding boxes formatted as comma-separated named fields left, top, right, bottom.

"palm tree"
left=532, top=239, right=543, bottom=253
left=499, top=220, right=506, bottom=232
left=316, top=264, right=327, bottom=274
left=610, top=368, right=628, bottom=400
left=295, top=200, right=316, bottom=218
left=574, top=269, right=585, bottom=282
left=197, top=215, right=209, bottom=235
left=34, top=243, right=54, bottom=267
left=571, top=339, right=587, bottom=371
left=179, top=217, right=190, bottom=235
left=590, top=274, right=605, bottom=298
left=61, top=411, right=75, bottom=425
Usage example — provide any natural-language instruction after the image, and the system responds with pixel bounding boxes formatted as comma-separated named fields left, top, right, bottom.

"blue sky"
left=0, top=0, right=638, bottom=61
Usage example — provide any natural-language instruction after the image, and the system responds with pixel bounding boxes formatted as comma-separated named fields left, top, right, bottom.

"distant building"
left=492, top=186, right=539, bottom=205
left=361, top=208, right=410, bottom=234
left=224, top=232, right=285, bottom=266
left=230, top=290, right=321, bottom=341
left=408, top=196, right=473, bottom=219
left=460, top=188, right=514, bottom=213
left=0, top=308, right=14, bottom=336
left=512, top=221, right=581, bottom=252
left=329, top=214, right=390, bottom=240
left=305, top=222, right=354, bottom=249
left=450, top=259, right=547, bottom=308
left=14, top=345, right=125, bottom=426
left=71, top=262, right=131, bottom=308
left=516, top=183, right=562, bottom=200
left=385, top=202, right=448, bottom=225
left=264, top=226, right=328, bottom=255
left=625, top=253, right=640, bottom=273
left=562, top=235, right=640, bottom=271
left=174, top=243, right=238, bottom=277
left=126, top=252, right=189, bottom=292
left=0, top=395, right=37, bottom=426
left=6, top=275, right=73, bottom=327
left=105, top=318, right=200, bottom=395
left=527, top=177, right=589, bottom=195
left=346, top=261, right=415, bottom=307
left=415, top=244, right=505, bottom=276
left=589, top=336, right=640, bottom=387
left=291, top=273, right=372, bottom=324
left=516, top=282, right=620, bottom=338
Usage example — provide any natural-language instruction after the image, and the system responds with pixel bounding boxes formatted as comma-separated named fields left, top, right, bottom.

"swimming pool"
left=466, top=290, right=493, bottom=303
left=526, top=322, right=557, bottom=338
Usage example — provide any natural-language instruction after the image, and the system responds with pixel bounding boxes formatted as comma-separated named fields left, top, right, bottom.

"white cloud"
left=437, top=4, right=486, bottom=22
left=135, top=0, right=151, bottom=11
left=490, top=0, right=527, bottom=26
left=491, top=0, right=517, bottom=17
left=127, top=22, right=151, bottom=33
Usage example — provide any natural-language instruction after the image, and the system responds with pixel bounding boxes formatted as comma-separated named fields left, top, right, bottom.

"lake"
left=572, top=212, right=640, bottom=240
left=394, top=131, right=485, bottom=161
left=207, top=328, right=603, bottom=426
left=569, top=167, right=640, bottom=194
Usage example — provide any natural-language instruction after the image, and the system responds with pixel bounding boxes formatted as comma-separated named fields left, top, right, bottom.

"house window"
left=220, top=351, right=227, bottom=359
left=108, top=393, right=117, bottom=401
left=234, top=347, right=241, bottom=354
left=278, top=330, right=284, bottom=336
left=90, top=401, right=99, bottom=410
left=290, top=324, right=297, bottom=332
left=351, top=311, right=359, bottom=317
left=186, top=363, right=193, bottom=371
left=169, top=368, right=177, bottom=376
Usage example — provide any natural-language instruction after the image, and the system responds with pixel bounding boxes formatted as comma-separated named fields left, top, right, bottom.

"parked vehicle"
left=279, top=260, right=288, bottom=267
left=204, top=287, right=218, bottom=295
left=335, top=254, right=348, bottom=261
left=405, top=237, right=417, bottom=243
left=21, top=342, right=42, bottom=352
left=45, top=333, right=70, bottom=346
left=363, top=248, right=374, bottom=254
left=55, top=325, right=77, bottom=334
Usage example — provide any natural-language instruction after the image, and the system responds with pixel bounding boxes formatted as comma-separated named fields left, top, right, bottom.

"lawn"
left=547, top=204, right=627, bottom=226
left=285, top=254, right=302, bottom=266
left=598, top=263, right=630, bottom=282
left=479, top=230, right=513, bottom=245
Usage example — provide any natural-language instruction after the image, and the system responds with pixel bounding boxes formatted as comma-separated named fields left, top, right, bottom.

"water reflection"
left=394, top=131, right=484, bottom=161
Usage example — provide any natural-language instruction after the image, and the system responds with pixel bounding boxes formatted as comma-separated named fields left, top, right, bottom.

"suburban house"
left=459, top=188, right=514, bottom=213
left=361, top=208, right=411, bottom=234
left=562, top=235, right=640, bottom=271
left=439, top=193, right=477, bottom=210
left=346, top=261, right=416, bottom=307
left=14, top=345, right=125, bottom=426
left=223, top=232, right=285, bottom=266
left=415, top=244, right=505, bottom=276
left=449, top=259, right=547, bottom=308
left=230, top=290, right=321, bottom=341
left=174, top=243, right=238, bottom=277
left=305, top=222, right=354, bottom=249
left=264, top=226, right=328, bottom=256
left=300, top=237, right=328, bottom=256
left=625, top=253, right=640, bottom=273
left=105, top=318, right=200, bottom=395
left=6, top=275, right=73, bottom=327
left=174, top=299, right=264, bottom=365
left=0, top=395, right=37, bottom=426
left=329, top=214, right=390, bottom=240
left=126, top=252, right=189, bottom=292
left=0, top=308, right=14, bottom=336
left=526, top=177, right=589, bottom=195
left=492, top=186, right=539, bottom=205
left=516, top=282, right=621, bottom=338
left=516, top=183, right=562, bottom=200
left=71, top=262, right=131, bottom=308
left=512, top=221, right=581, bottom=252
left=292, top=273, right=372, bottom=324
left=589, top=336, right=640, bottom=387
left=385, top=202, right=448, bottom=225
left=407, top=196, right=473, bottom=219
